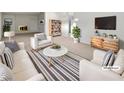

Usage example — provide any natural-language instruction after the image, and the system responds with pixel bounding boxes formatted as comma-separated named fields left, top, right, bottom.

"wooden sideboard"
left=91, top=36, right=119, bottom=52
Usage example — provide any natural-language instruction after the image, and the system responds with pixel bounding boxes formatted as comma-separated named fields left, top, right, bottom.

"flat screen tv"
left=95, top=16, right=116, bottom=30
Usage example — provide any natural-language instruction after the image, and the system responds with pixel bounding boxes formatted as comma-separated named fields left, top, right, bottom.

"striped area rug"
left=27, top=50, right=79, bottom=81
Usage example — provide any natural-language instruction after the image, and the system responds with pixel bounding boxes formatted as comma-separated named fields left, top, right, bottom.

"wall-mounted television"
left=95, top=16, right=116, bottom=30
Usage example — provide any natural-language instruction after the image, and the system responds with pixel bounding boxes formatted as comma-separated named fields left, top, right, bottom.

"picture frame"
left=4, top=18, right=12, bottom=25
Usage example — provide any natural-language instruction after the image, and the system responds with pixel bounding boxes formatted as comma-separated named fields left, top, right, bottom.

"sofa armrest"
left=18, top=42, right=25, bottom=50
left=26, top=74, right=45, bottom=81
left=80, top=59, right=123, bottom=81
left=30, top=37, right=38, bottom=49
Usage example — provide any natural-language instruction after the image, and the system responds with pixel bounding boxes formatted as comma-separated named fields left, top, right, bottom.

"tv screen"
left=95, top=16, right=116, bottom=30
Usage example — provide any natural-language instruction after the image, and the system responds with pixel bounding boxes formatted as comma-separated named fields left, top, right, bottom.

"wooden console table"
left=91, top=36, right=119, bottom=52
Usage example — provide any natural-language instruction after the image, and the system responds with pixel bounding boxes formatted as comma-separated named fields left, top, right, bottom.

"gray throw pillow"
left=1, top=47, right=14, bottom=69
left=107, top=53, right=115, bottom=66
left=4, top=41, right=20, bottom=53
left=102, top=50, right=113, bottom=66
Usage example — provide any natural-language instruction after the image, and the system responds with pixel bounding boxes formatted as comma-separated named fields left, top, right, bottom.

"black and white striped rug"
left=27, top=50, right=79, bottom=81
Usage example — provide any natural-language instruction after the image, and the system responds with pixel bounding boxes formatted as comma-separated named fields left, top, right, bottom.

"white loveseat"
left=0, top=41, right=45, bottom=81
left=30, top=33, right=53, bottom=50
left=80, top=49, right=124, bottom=81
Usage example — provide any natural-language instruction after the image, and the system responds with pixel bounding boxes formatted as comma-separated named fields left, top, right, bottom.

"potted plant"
left=72, top=26, right=80, bottom=43
left=3, top=24, right=11, bottom=32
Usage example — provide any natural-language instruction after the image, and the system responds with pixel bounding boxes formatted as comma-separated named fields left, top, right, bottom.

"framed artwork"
left=4, top=18, right=12, bottom=25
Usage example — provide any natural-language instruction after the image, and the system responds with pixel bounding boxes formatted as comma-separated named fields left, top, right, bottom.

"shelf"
left=15, top=31, right=41, bottom=35
left=49, top=19, right=61, bottom=36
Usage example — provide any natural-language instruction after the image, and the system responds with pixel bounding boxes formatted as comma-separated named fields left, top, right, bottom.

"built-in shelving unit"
left=49, top=19, right=61, bottom=36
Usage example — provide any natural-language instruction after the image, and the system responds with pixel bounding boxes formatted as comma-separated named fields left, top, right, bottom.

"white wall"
left=45, top=12, right=69, bottom=36
left=0, top=13, right=2, bottom=40
left=15, top=15, right=38, bottom=32
left=38, top=12, right=45, bottom=33
left=44, top=12, right=124, bottom=49
left=74, top=12, right=124, bottom=49
left=2, top=12, right=45, bottom=33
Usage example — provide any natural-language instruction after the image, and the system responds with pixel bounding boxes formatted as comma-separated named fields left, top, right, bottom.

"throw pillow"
left=0, top=41, right=5, bottom=55
left=35, top=33, right=47, bottom=41
left=102, top=50, right=113, bottom=66
left=1, top=47, right=14, bottom=69
left=4, top=41, right=20, bottom=53
left=0, top=63, right=14, bottom=81
left=107, top=53, right=115, bottom=66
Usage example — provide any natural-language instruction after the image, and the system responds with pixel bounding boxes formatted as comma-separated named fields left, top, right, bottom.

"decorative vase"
left=74, top=38, right=79, bottom=43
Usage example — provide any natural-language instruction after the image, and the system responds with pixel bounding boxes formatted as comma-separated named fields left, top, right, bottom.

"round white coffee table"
left=43, top=46, right=68, bottom=67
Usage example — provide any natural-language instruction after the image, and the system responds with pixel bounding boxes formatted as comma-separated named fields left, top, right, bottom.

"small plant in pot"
left=72, top=26, right=80, bottom=43
left=51, top=43, right=61, bottom=49
left=3, top=24, right=11, bottom=32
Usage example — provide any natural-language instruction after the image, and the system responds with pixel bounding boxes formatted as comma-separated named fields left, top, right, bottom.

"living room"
left=1, top=0, right=124, bottom=93
left=0, top=12, right=124, bottom=81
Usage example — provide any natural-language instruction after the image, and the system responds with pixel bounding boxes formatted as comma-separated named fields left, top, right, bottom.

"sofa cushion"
left=91, top=59, right=102, bottom=66
left=112, top=49, right=124, bottom=75
left=4, top=41, right=20, bottom=53
left=14, top=69, right=38, bottom=81
left=0, top=63, right=14, bottom=81
left=12, top=50, right=38, bottom=74
left=80, top=59, right=122, bottom=81
left=38, top=40, right=51, bottom=45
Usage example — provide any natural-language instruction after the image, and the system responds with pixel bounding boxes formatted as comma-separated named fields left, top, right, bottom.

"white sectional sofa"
left=0, top=41, right=45, bottom=81
left=79, top=49, right=124, bottom=81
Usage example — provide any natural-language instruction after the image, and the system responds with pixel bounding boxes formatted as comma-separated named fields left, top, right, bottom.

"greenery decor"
left=3, top=24, right=11, bottom=32
left=72, top=26, right=80, bottom=38
left=51, top=44, right=61, bottom=49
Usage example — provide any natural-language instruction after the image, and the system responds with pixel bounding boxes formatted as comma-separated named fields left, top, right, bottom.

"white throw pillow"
left=0, top=63, right=14, bottom=81
left=34, top=33, right=46, bottom=41
left=112, top=49, right=124, bottom=75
